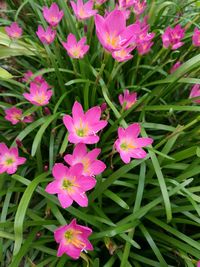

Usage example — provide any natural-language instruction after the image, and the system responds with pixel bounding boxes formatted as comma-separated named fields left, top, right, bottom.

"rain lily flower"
left=114, top=123, right=153, bottom=163
left=45, top=163, right=96, bottom=208
left=70, top=0, right=97, bottom=20
left=95, top=10, right=138, bottom=52
left=112, top=46, right=134, bottom=62
left=197, top=260, right=200, bottom=267
left=133, top=0, right=147, bottom=15
left=5, top=22, right=23, bottom=39
left=62, top=34, right=89, bottom=59
left=43, top=3, right=64, bottom=27
left=36, top=25, right=56, bottom=45
left=137, top=39, right=154, bottom=55
left=63, top=101, right=107, bottom=144
left=23, top=82, right=53, bottom=106
left=192, top=27, right=200, bottom=47
left=64, top=143, right=106, bottom=176
left=0, top=143, right=26, bottom=174
left=189, top=84, right=200, bottom=103
left=119, top=89, right=137, bottom=110
left=170, top=61, right=182, bottom=74
left=54, top=219, right=93, bottom=259
left=5, top=107, right=33, bottom=125
left=162, top=25, right=185, bottom=50
left=22, top=70, right=46, bottom=85
left=119, top=0, right=136, bottom=9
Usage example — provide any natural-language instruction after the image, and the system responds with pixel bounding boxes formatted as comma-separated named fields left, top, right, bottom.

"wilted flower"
left=192, top=27, right=200, bottom=47
left=189, top=84, right=200, bottom=103
left=54, top=219, right=93, bottom=259
left=162, top=25, right=185, bottom=50
left=170, top=61, right=181, bottom=74
left=45, top=163, right=96, bottom=208
left=5, top=22, right=23, bottom=39
left=63, top=101, right=107, bottom=144
left=0, top=143, right=26, bottom=174
left=95, top=10, right=138, bottom=52
left=36, top=25, right=56, bottom=45
left=64, top=143, right=106, bottom=176
left=43, top=2, right=64, bottom=27
left=133, top=0, right=147, bottom=15
left=5, top=107, right=33, bottom=125
left=70, top=0, right=97, bottom=20
left=119, top=89, right=137, bottom=110
left=114, top=123, right=153, bottom=163
left=23, top=82, right=53, bottom=106
left=62, top=34, right=89, bottom=59
left=112, top=47, right=134, bottom=62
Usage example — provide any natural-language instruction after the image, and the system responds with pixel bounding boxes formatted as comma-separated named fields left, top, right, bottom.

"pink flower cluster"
left=22, top=70, right=53, bottom=106
left=36, top=3, right=64, bottom=45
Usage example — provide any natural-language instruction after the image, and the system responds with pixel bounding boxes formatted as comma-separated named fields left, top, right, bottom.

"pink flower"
left=95, top=10, right=138, bottom=52
left=192, top=27, right=200, bottom=47
left=64, top=143, right=106, bottom=176
left=23, top=82, right=53, bottom=106
left=0, top=143, right=26, bottom=174
left=119, top=89, right=137, bottom=110
left=5, top=22, right=23, bottom=39
left=36, top=25, right=56, bottom=45
left=63, top=101, right=107, bottom=144
left=43, top=3, right=64, bottom=27
left=22, top=70, right=46, bottom=85
left=189, top=84, right=200, bottom=103
left=5, top=107, right=33, bottom=125
left=114, top=123, right=153, bottom=163
left=54, top=219, right=93, bottom=259
left=62, top=34, right=89, bottom=59
left=162, top=25, right=185, bottom=50
left=133, top=0, right=147, bottom=15
left=119, top=0, right=136, bottom=9
left=197, top=260, right=200, bottom=267
left=45, top=163, right=96, bottom=208
left=70, top=0, right=97, bottom=20
left=112, top=46, right=134, bottom=62
left=137, top=39, right=154, bottom=55
left=170, top=61, right=181, bottom=74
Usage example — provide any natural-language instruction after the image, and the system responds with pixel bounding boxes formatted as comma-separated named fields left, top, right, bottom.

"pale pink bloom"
left=0, top=143, right=26, bottom=174
left=5, top=107, right=33, bottom=125
left=137, top=39, right=154, bottom=55
left=119, top=89, right=137, bottom=110
left=162, top=25, right=185, bottom=50
left=64, top=143, right=106, bottom=176
left=189, top=84, right=200, bottom=103
left=23, top=82, right=53, bottom=106
left=36, top=25, right=56, bottom=45
left=63, top=101, right=107, bottom=144
left=45, top=163, right=96, bottom=208
left=114, top=123, right=153, bottom=163
left=70, top=0, right=97, bottom=20
left=192, top=27, right=200, bottom=47
left=54, top=219, right=93, bottom=259
left=22, top=70, right=46, bottom=85
left=119, top=0, right=136, bottom=9
left=112, top=46, right=134, bottom=62
left=62, top=34, right=89, bottom=59
left=5, top=22, right=23, bottom=39
left=95, top=10, right=138, bottom=52
left=43, top=3, right=64, bottom=27
left=133, top=0, right=147, bottom=15
left=170, top=61, right=181, bottom=74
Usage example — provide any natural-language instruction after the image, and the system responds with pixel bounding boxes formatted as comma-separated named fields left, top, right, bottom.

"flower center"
left=79, top=8, right=86, bottom=18
left=106, top=33, right=119, bottom=48
left=33, top=92, right=47, bottom=104
left=71, top=46, right=81, bottom=58
left=4, top=155, right=15, bottom=166
left=50, top=16, right=58, bottom=23
left=62, top=179, right=73, bottom=190
left=81, top=157, right=90, bottom=173
left=12, top=113, right=21, bottom=121
left=120, top=142, right=136, bottom=151
left=64, top=229, right=85, bottom=249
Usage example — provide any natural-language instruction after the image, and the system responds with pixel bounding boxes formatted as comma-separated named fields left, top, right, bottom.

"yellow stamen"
left=65, top=229, right=85, bottom=249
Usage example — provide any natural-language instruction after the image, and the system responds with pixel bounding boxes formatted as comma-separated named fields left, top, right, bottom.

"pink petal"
left=63, top=115, right=74, bottom=132
left=0, top=143, right=8, bottom=154
left=126, top=123, right=140, bottom=138
left=58, top=193, right=73, bottom=208
left=106, top=10, right=126, bottom=35
left=73, top=143, right=87, bottom=157
left=71, top=192, right=88, bottom=207
left=52, top=163, right=68, bottom=180
left=72, top=101, right=84, bottom=123
left=120, top=152, right=131, bottom=164
left=87, top=148, right=101, bottom=160
left=130, top=148, right=147, bottom=159
left=135, top=137, right=153, bottom=148
left=90, top=160, right=106, bottom=175
left=78, top=176, right=96, bottom=191
left=85, top=106, right=101, bottom=123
